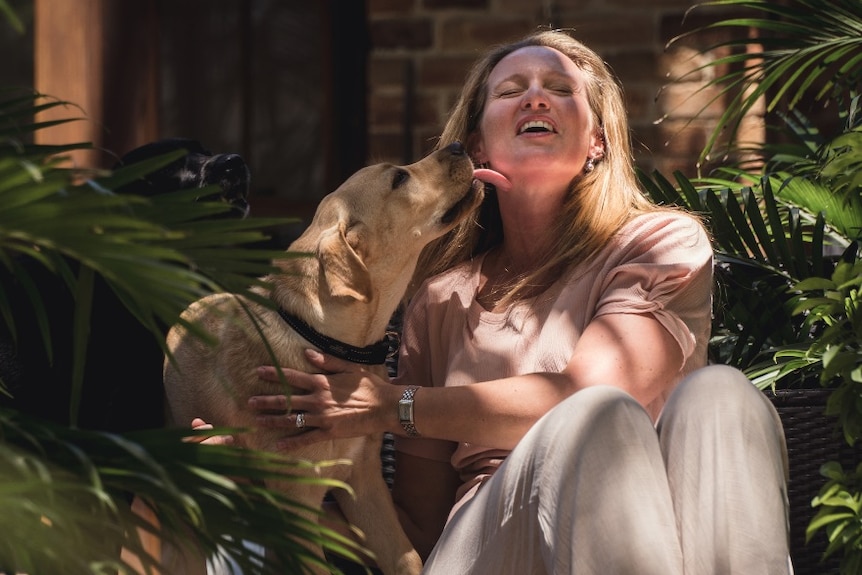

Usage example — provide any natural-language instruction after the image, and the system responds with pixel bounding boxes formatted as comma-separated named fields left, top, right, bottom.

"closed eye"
left=392, top=168, right=410, bottom=189
left=495, top=88, right=523, bottom=98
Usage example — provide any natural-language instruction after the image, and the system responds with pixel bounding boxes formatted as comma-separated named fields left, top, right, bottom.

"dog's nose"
left=211, top=153, right=246, bottom=176
left=445, top=142, right=465, bottom=155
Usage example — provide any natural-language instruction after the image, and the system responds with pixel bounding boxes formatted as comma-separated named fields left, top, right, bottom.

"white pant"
left=423, top=365, right=793, bottom=575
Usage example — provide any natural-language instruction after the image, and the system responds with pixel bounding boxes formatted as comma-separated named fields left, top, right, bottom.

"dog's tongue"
left=473, top=168, right=512, bottom=193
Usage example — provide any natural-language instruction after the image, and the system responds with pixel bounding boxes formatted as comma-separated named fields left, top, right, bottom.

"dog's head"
left=298, top=142, right=483, bottom=303
left=113, top=138, right=251, bottom=218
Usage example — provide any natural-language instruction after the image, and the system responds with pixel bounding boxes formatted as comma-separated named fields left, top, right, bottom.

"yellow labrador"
left=162, top=143, right=482, bottom=574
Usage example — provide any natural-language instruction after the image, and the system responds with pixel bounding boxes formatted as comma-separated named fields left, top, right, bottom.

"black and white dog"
left=114, top=137, right=251, bottom=218
left=0, top=138, right=252, bottom=432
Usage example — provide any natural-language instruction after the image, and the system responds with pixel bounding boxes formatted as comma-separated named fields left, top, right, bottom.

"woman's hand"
left=186, top=417, right=235, bottom=445
left=250, top=349, right=400, bottom=450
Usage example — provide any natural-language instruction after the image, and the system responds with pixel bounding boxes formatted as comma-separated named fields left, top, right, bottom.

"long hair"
left=414, top=30, right=669, bottom=301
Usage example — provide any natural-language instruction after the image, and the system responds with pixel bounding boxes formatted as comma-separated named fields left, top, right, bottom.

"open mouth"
left=441, top=180, right=481, bottom=225
left=519, top=120, right=555, bottom=134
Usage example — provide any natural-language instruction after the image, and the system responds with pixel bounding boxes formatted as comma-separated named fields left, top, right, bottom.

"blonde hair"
left=415, top=30, right=668, bottom=301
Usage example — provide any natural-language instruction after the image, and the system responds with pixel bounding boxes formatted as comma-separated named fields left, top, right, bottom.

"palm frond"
left=639, top=168, right=831, bottom=379
left=0, top=0, right=23, bottom=34
left=0, top=89, right=370, bottom=574
left=0, top=408, right=368, bottom=575
left=667, top=0, right=862, bottom=164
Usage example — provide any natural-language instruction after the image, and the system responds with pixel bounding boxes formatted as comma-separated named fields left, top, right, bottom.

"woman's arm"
left=252, top=310, right=683, bottom=451
left=406, top=311, right=683, bottom=447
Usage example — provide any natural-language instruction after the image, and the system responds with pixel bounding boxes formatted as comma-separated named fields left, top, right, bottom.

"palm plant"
left=0, top=89, right=368, bottom=574
left=643, top=0, right=862, bottom=571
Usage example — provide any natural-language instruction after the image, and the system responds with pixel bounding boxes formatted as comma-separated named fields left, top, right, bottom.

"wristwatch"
left=398, top=386, right=420, bottom=437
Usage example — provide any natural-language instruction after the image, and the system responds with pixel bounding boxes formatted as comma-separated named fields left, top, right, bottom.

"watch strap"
left=398, top=386, right=420, bottom=437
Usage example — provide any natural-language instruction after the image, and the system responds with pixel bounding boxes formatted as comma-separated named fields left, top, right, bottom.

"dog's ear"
left=317, top=225, right=373, bottom=302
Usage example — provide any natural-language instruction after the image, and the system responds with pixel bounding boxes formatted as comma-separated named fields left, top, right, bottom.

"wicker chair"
left=766, top=388, right=862, bottom=575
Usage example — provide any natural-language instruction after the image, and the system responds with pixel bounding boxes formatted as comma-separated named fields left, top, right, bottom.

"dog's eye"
left=391, top=169, right=409, bottom=189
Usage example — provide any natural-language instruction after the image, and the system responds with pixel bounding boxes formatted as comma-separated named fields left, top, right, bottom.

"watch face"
left=398, top=401, right=412, bottom=422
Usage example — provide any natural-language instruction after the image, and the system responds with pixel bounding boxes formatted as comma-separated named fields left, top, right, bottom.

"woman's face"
left=471, top=46, right=604, bottom=191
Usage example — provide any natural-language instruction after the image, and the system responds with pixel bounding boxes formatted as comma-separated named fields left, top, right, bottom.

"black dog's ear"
left=113, top=138, right=210, bottom=169
left=112, top=138, right=211, bottom=196
left=317, top=224, right=372, bottom=302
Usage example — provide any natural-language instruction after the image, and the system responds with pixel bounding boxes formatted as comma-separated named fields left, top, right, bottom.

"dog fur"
left=161, top=143, right=482, bottom=574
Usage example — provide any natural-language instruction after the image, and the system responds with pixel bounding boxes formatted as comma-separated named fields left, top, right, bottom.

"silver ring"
left=295, top=412, right=306, bottom=429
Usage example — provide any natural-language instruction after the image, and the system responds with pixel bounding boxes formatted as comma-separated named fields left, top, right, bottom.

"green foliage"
left=808, top=461, right=862, bottom=573
left=0, top=88, right=367, bottom=573
left=0, top=409, right=362, bottom=575
left=778, top=254, right=862, bottom=445
left=660, top=0, right=862, bottom=569
left=638, top=168, right=838, bottom=382
left=0, top=0, right=23, bottom=34
left=670, top=0, right=862, bottom=166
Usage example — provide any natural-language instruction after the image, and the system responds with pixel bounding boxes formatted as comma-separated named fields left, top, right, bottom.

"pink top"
left=393, top=211, right=713, bottom=507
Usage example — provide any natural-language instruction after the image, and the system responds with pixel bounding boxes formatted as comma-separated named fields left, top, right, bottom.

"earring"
left=584, top=157, right=595, bottom=173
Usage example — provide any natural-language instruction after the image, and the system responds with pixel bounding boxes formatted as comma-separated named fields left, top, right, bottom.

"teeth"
left=520, top=120, right=554, bottom=134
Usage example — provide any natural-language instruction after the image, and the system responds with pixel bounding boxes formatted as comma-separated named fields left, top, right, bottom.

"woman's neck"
left=496, top=183, right=564, bottom=266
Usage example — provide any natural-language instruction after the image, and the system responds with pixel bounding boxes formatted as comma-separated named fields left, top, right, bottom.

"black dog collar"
left=277, top=307, right=392, bottom=365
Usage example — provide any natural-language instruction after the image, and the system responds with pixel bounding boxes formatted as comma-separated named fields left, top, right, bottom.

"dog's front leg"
left=333, top=435, right=422, bottom=575
left=264, top=477, right=336, bottom=575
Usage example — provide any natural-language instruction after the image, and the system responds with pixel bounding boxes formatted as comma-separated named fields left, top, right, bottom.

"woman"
left=249, top=30, right=792, bottom=574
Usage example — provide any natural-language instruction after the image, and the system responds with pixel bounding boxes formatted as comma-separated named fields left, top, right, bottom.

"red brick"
left=660, top=6, right=745, bottom=48
left=556, top=14, right=656, bottom=49
left=605, top=50, right=661, bottom=84
left=623, top=85, right=658, bottom=124
left=607, top=0, right=695, bottom=8
left=364, top=0, right=757, bottom=177
left=368, top=132, right=405, bottom=164
left=423, top=0, right=487, bottom=8
left=368, top=92, right=440, bottom=129
left=418, top=55, right=477, bottom=88
left=659, top=46, right=713, bottom=83
left=370, top=55, right=411, bottom=89
left=656, top=119, right=712, bottom=157
left=657, top=82, right=726, bottom=121
left=368, top=0, right=416, bottom=15
left=370, top=18, right=434, bottom=50
left=631, top=122, right=662, bottom=151
left=415, top=126, right=444, bottom=157
left=653, top=156, right=701, bottom=179
left=496, top=0, right=560, bottom=18
left=438, top=18, right=535, bottom=51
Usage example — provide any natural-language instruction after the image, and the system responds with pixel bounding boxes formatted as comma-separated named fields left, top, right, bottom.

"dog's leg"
left=121, top=496, right=164, bottom=575
left=333, top=437, right=422, bottom=575
left=121, top=496, right=208, bottom=575
left=263, top=478, right=335, bottom=575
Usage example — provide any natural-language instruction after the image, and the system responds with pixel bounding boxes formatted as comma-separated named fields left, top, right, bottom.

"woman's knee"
left=659, top=365, right=787, bottom=464
left=549, top=385, right=646, bottom=424
left=527, top=385, right=654, bottom=452
left=663, top=364, right=764, bottom=414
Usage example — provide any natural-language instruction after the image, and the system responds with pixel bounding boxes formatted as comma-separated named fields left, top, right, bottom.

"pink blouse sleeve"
left=592, top=213, right=713, bottom=369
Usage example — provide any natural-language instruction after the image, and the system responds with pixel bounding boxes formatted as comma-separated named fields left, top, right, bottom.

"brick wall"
left=366, top=0, right=754, bottom=179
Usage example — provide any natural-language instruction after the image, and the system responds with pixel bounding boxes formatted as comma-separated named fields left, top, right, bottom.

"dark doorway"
left=156, top=0, right=368, bottom=220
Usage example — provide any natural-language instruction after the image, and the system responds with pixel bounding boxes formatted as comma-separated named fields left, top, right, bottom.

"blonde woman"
left=251, top=30, right=792, bottom=574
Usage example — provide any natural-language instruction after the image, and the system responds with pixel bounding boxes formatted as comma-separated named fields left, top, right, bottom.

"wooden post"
left=33, top=0, right=159, bottom=170
left=34, top=0, right=105, bottom=169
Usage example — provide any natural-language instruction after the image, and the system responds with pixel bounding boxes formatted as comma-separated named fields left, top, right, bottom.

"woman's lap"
left=423, top=367, right=792, bottom=575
